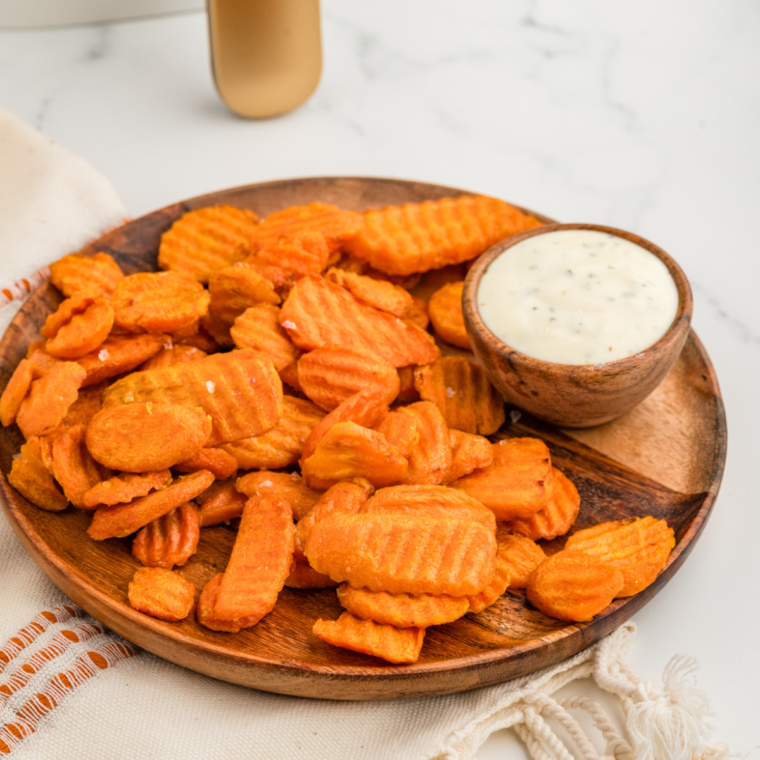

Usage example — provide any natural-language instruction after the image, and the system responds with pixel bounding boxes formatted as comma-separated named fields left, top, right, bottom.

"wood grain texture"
left=0, top=178, right=727, bottom=700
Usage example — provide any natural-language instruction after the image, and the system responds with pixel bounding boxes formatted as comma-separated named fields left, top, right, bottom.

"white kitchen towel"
left=0, top=109, right=727, bottom=760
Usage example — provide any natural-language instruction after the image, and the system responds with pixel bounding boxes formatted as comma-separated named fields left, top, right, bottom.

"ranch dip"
left=477, top=229, right=679, bottom=365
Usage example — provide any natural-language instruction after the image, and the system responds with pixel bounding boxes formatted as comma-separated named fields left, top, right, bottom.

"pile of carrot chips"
left=1, top=196, right=675, bottom=664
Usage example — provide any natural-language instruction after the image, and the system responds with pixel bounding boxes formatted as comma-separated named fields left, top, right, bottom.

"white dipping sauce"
left=477, top=229, right=679, bottom=365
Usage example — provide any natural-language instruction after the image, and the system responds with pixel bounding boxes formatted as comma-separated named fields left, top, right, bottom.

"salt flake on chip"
left=206, top=380, right=215, bottom=393
left=98, top=349, right=110, bottom=361
left=282, top=320, right=297, bottom=330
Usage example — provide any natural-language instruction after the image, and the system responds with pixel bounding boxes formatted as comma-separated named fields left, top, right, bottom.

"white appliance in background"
left=0, top=0, right=203, bottom=27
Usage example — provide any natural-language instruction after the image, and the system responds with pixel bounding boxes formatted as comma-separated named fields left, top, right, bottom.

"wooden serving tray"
left=0, top=178, right=727, bottom=700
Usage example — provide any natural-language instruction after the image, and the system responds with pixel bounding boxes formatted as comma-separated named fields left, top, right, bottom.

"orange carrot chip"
left=405, top=296, right=430, bottom=331
left=174, top=448, right=238, bottom=480
left=8, top=436, right=68, bottom=512
left=395, top=366, right=420, bottom=403
left=300, top=388, right=390, bottom=466
left=428, top=281, right=470, bottom=349
left=526, top=552, right=624, bottom=623
left=219, top=396, right=324, bottom=470
left=236, top=470, right=319, bottom=521
left=102, top=349, right=283, bottom=447
left=325, top=268, right=413, bottom=317
left=250, top=202, right=362, bottom=253
left=280, top=275, right=439, bottom=368
left=16, top=361, right=87, bottom=439
left=395, top=401, right=451, bottom=486
left=563, top=516, right=675, bottom=597
left=451, top=437, right=551, bottom=521
left=82, top=470, right=172, bottom=510
left=88, top=469, right=215, bottom=540
left=376, top=411, right=420, bottom=461
left=313, top=612, right=425, bottom=664
left=337, top=584, right=469, bottom=629
left=344, top=195, right=543, bottom=276
left=196, top=573, right=261, bottom=632
left=49, top=424, right=108, bottom=508
left=86, top=402, right=211, bottom=472
left=444, top=429, right=493, bottom=483
left=0, top=358, right=35, bottom=427
left=76, top=333, right=168, bottom=387
left=466, top=524, right=520, bottom=613
left=42, top=294, right=114, bottom=360
left=213, top=495, right=295, bottom=622
left=249, top=231, right=331, bottom=279
left=301, top=421, right=408, bottom=489
left=195, top=478, right=247, bottom=527
left=132, top=502, right=201, bottom=568
left=506, top=467, right=580, bottom=541
left=297, top=346, right=399, bottom=412
left=158, top=205, right=259, bottom=282
left=128, top=567, right=195, bottom=622
left=305, top=513, right=496, bottom=596
left=496, top=530, right=547, bottom=590
left=49, top=252, right=124, bottom=298
left=111, top=271, right=210, bottom=334
left=414, top=356, right=505, bottom=436
left=207, top=264, right=280, bottom=336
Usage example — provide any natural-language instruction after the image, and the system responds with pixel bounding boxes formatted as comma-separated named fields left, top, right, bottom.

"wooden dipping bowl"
left=463, top=223, right=694, bottom=428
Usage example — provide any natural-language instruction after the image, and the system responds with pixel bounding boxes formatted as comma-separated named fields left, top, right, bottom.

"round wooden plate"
left=0, top=177, right=727, bottom=700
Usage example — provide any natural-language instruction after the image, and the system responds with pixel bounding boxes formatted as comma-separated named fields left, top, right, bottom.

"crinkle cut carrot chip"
left=196, top=573, right=262, bottom=632
left=249, top=231, right=331, bottom=279
left=305, top=513, right=496, bottom=596
left=444, top=429, right=493, bottom=483
left=506, top=467, right=580, bottom=541
left=219, top=396, right=324, bottom=470
left=82, top=470, right=172, bottom=510
left=495, top=529, right=546, bottom=589
left=86, top=402, right=212, bottom=472
left=195, top=478, right=247, bottom=527
left=8, top=436, right=68, bottom=512
left=49, top=423, right=108, bottom=508
left=132, top=502, right=200, bottom=569
left=128, top=567, right=195, bottom=622
left=395, top=401, right=451, bottom=486
left=16, top=361, right=86, bottom=439
left=405, top=296, right=430, bottom=331
left=213, top=495, right=295, bottom=623
left=563, top=516, right=675, bottom=597
left=526, top=552, right=624, bottom=623
left=297, top=346, right=399, bottom=412
left=111, top=271, right=210, bottom=334
left=250, top=202, right=362, bottom=253
left=414, top=356, right=505, bottom=436
left=337, top=584, right=469, bottom=628
left=88, top=469, right=215, bottom=540
left=42, top=294, right=114, bottom=360
left=376, top=411, right=419, bottom=461
left=174, top=447, right=238, bottom=480
left=236, top=470, right=319, bottom=521
left=359, top=484, right=495, bottom=531
left=466, top=524, right=522, bottom=613
left=343, top=195, right=543, bottom=276
left=301, top=421, right=408, bottom=490
left=299, top=388, right=390, bottom=466
left=49, top=252, right=124, bottom=298
left=428, top=281, right=470, bottom=350
left=313, top=612, right=425, bottom=665
left=451, top=437, right=551, bottom=521
left=279, top=275, right=439, bottom=368
left=158, top=205, right=260, bottom=283
left=102, top=349, right=283, bottom=447
left=0, top=358, right=35, bottom=427
left=77, top=333, right=168, bottom=387
left=325, top=268, right=413, bottom=317
left=395, top=366, right=420, bottom=403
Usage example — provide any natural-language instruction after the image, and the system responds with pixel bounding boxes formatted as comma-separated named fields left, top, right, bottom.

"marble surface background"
left=0, top=0, right=758, bottom=756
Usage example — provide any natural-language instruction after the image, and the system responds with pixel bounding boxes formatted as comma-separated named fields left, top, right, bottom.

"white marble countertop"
left=1, top=1, right=758, bottom=756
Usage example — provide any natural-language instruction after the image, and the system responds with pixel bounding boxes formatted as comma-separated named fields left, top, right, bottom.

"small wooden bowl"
left=463, top=223, right=693, bottom=428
